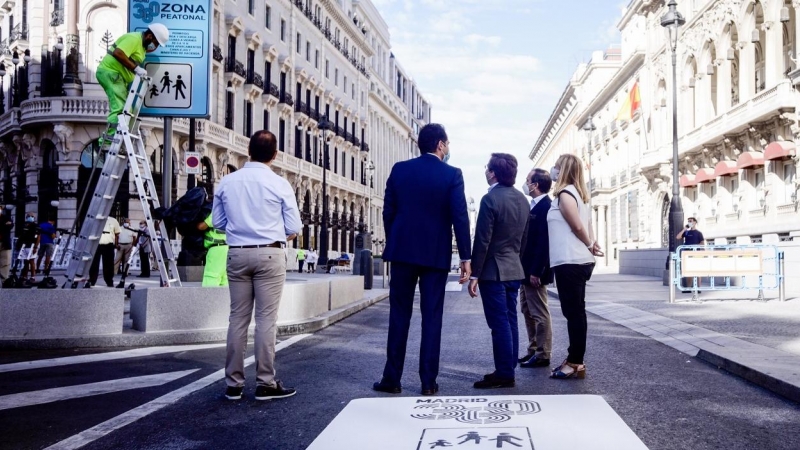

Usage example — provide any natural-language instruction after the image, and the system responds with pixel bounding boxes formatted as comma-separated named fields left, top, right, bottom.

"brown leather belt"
left=228, top=242, right=284, bottom=249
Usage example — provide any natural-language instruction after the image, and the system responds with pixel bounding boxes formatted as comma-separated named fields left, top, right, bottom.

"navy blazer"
left=520, top=196, right=553, bottom=285
left=382, top=154, right=471, bottom=270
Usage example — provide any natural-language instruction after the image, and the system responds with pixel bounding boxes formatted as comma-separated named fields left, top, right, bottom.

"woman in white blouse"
left=547, top=153, right=604, bottom=379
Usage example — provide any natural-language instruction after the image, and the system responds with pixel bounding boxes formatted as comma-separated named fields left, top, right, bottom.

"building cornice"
left=321, top=0, right=374, bottom=57
left=530, top=82, right=577, bottom=162
left=369, top=90, right=412, bottom=132
left=575, top=51, right=646, bottom=126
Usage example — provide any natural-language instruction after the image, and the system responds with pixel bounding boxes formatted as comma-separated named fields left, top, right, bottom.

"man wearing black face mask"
left=676, top=217, right=705, bottom=292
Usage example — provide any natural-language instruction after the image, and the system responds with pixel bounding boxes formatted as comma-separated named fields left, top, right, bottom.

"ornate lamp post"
left=661, top=0, right=686, bottom=264
left=582, top=116, right=596, bottom=208
left=10, top=50, right=19, bottom=108
left=0, top=63, right=6, bottom=115
left=317, top=114, right=334, bottom=267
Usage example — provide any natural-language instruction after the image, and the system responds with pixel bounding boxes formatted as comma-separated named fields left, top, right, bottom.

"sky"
left=371, top=0, right=627, bottom=206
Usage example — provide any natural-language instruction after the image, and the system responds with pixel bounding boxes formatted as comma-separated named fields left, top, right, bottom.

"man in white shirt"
left=213, top=130, right=301, bottom=401
left=89, top=216, right=120, bottom=287
left=115, top=218, right=137, bottom=277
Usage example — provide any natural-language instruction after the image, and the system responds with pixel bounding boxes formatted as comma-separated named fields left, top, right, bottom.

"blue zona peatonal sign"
left=128, top=0, right=212, bottom=118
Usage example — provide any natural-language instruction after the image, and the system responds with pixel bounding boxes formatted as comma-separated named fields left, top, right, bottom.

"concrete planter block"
left=178, top=266, right=204, bottom=282
left=331, top=276, right=364, bottom=309
left=277, top=281, right=330, bottom=324
left=0, top=289, right=124, bottom=338
left=131, top=287, right=230, bottom=332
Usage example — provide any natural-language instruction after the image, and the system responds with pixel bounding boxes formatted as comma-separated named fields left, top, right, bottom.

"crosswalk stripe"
left=0, top=370, right=198, bottom=411
left=44, top=334, right=312, bottom=450
left=0, top=343, right=227, bottom=374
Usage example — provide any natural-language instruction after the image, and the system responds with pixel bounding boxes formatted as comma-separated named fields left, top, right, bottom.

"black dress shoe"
left=518, top=354, right=535, bottom=363
left=520, top=356, right=551, bottom=368
left=474, top=373, right=515, bottom=389
left=373, top=380, right=401, bottom=394
left=421, top=384, right=439, bottom=396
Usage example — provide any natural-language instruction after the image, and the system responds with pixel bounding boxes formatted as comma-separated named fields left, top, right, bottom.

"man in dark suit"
left=375, top=123, right=472, bottom=396
left=519, top=168, right=554, bottom=368
left=468, top=153, right=530, bottom=389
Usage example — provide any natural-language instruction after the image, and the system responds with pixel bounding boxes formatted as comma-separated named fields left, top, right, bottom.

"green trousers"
left=202, top=245, right=229, bottom=287
left=96, top=68, right=128, bottom=125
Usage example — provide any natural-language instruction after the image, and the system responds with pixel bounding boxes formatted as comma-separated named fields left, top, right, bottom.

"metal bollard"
left=360, top=249, right=373, bottom=290
left=668, top=253, right=676, bottom=304
left=779, top=251, right=786, bottom=302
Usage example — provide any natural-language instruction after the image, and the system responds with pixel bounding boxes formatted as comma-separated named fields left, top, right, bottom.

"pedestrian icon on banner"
left=144, top=63, right=192, bottom=109
left=417, top=428, right=533, bottom=450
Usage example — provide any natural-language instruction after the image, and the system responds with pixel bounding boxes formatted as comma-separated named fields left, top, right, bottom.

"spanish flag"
left=616, top=82, right=641, bottom=121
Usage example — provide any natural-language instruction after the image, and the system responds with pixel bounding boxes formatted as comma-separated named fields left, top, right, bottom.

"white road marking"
left=445, top=281, right=463, bottom=292
left=44, top=334, right=312, bottom=450
left=0, top=370, right=198, bottom=411
left=0, top=343, right=227, bottom=374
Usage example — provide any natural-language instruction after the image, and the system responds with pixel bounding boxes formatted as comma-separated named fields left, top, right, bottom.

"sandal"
left=550, top=359, right=586, bottom=379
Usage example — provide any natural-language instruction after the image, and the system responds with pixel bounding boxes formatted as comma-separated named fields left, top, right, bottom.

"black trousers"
left=553, top=263, right=595, bottom=365
left=382, top=261, right=449, bottom=389
left=298, top=260, right=305, bottom=273
left=140, top=251, right=151, bottom=277
left=89, top=243, right=116, bottom=286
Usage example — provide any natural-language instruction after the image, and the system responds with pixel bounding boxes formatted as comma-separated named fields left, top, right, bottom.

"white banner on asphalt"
left=307, top=395, right=649, bottom=450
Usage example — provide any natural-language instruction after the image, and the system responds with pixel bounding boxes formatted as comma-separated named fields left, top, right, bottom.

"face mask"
left=687, top=222, right=695, bottom=229
left=140, top=225, right=146, bottom=230
left=25, top=217, right=34, bottom=223
left=146, top=43, right=157, bottom=52
left=442, top=152, right=450, bottom=164
left=522, top=183, right=531, bottom=196
left=550, top=167, right=560, bottom=182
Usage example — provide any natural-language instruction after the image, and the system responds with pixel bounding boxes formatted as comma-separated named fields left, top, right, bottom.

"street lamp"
left=582, top=116, right=597, bottom=205
left=11, top=50, right=19, bottom=108
left=0, top=63, right=6, bottom=115
left=661, top=0, right=686, bottom=266
left=317, top=114, right=334, bottom=267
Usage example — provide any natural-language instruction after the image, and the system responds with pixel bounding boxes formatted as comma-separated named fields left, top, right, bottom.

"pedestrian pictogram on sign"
left=418, top=428, right=533, bottom=450
left=144, top=63, right=192, bottom=109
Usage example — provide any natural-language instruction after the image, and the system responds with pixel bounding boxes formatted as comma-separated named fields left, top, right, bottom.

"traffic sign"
left=129, top=0, right=211, bottom=118
left=185, top=151, right=201, bottom=174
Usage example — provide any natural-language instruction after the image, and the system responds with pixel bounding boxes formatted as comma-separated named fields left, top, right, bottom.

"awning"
left=737, top=151, right=765, bottom=169
left=679, top=174, right=698, bottom=187
left=764, top=141, right=796, bottom=160
left=694, top=168, right=716, bottom=184
left=714, top=160, right=739, bottom=177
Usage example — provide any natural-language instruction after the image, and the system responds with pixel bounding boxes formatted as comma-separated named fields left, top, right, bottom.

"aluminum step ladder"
left=64, top=74, right=182, bottom=288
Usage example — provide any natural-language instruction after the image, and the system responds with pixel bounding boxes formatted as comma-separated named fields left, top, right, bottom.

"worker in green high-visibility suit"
left=96, top=23, right=169, bottom=143
left=198, top=213, right=228, bottom=286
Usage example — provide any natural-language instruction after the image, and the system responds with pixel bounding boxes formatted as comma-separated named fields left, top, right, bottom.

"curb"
left=0, top=292, right=389, bottom=350
left=696, top=349, right=800, bottom=404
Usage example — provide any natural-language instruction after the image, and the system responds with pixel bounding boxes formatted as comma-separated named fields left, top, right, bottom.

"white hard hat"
left=147, top=23, right=170, bottom=46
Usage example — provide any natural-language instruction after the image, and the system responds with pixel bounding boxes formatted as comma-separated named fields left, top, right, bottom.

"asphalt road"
left=2, top=275, right=799, bottom=450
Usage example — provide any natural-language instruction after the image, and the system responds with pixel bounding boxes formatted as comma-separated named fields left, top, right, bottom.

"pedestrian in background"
left=18, top=213, right=39, bottom=283
left=468, top=153, right=530, bottom=389
left=296, top=248, right=306, bottom=273
left=306, top=248, right=317, bottom=273
left=137, top=221, right=152, bottom=278
left=88, top=215, right=120, bottom=287
left=519, top=168, right=554, bottom=369
left=0, top=206, right=13, bottom=284
left=115, top=218, right=136, bottom=275
left=676, top=217, right=706, bottom=293
left=213, top=130, right=301, bottom=401
left=547, top=153, right=603, bottom=379
left=374, top=123, right=472, bottom=397
left=36, top=216, right=58, bottom=281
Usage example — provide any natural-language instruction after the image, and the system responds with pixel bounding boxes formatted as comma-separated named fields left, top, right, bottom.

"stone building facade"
left=0, top=0, right=429, bottom=258
left=531, top=0, right=800, bottom=266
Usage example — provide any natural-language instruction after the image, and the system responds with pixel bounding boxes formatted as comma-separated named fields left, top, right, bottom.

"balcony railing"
left=267, top=83, right=279, bottom=98
left=279, top=92, right=294, bottom=106
left=213, top=45, right=224, bottom=63
left=335, top=125, right=344, bottom=137
left=246, top=72, right=264, bottom=89
left=9, top=24, right=28, bottom=44
left=295, top=100, right=309, bottom=114
left=345, top=131, right=354, bottom=143
left=225, top=58, right=246, bottom=77
left=51, top=9, right=65, bottom=27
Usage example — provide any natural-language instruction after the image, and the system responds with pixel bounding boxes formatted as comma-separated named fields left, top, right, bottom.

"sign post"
left=128, top=0, right=212, bottom=206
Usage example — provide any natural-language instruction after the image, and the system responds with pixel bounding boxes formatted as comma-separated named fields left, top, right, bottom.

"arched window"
left=200, top=156, right=215, bottom=196
left=753, top=1, right=766, bottom=93
left=38, top=139, right=59, bottom=223
left=78, top=139, right=129, bottom=227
